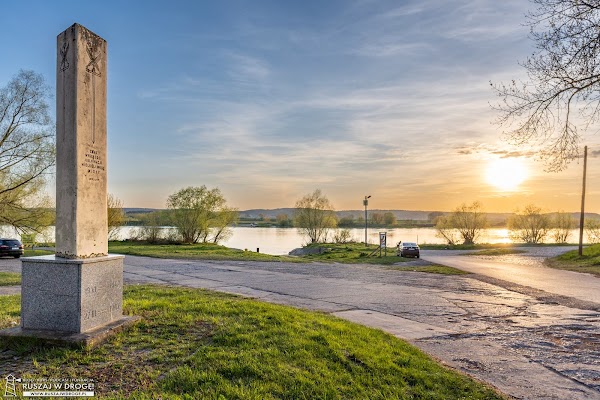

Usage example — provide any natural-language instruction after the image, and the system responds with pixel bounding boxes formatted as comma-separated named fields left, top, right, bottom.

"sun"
left=485, top=158, right=528, bottom=191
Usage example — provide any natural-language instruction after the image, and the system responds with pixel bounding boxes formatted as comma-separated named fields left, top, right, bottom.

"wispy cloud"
left=225, top=52, right=270, bottom=81
left=122, top=0, right=593, bottom=211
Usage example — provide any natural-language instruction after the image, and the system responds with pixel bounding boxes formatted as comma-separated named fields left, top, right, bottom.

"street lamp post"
left=364, top=195, right=371, bottom=246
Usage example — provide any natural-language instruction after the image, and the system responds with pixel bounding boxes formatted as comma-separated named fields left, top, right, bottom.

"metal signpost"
left=379, top=232, right=387, bottom=257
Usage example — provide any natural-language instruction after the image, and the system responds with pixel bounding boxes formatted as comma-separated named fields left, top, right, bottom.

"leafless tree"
left=435, top=203, right=487, bottom=245
left=491, top=0, right=600, bottom=171
left=133, top=211, right=165, bottom=244
left=585, top=218, right=600, bottom=243
left=333, top=229, right=352, bottom=244
left=434, top=215, right=459, bottom=246
left=0, top=70, right=54, bottom=232
left=294, top=189, right=337, bottom=244
left=551, top=211, right=576, bottom=243
left=508, top=204, right=551, bottom=244
left=107, top=193, right=125, bottom=240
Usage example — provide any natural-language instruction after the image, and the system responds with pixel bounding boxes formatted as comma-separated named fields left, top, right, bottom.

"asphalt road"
left=1, top=248, right=599, bottom=399
left=422, top=246, right=600, bottom=304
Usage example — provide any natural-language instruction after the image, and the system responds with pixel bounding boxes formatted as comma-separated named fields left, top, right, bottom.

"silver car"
left=398, top=242, right=420, bottom=258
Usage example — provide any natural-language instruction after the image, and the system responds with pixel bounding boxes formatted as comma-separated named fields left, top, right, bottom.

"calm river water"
left=2, top=226, right=590, bottom=256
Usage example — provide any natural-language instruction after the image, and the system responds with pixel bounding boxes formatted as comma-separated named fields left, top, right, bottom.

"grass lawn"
left=109, top=241, right=301, bottom=262
left=109, top=241, right=416, bottom=266
left=0, top=286, right=503, bottom=399
left=0, top=272, right=20, bottom=286
left=299, top=242, right=414, bottom=265
left=24, top=249, right=54, bottom=257
left=545, top=244, right=600, bottom=277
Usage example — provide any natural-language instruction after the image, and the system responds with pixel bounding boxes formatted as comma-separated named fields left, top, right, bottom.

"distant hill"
left=124, top=208, right=159, bottom=215
left=239, top=208, right=296, bottom=219
left=336, top=210, right=432, bottom=220
left=127, top=208, right=600, bottom=223
left=240, top=209, right=435, bottom=220
left=130, top=208, right=435, bottom=220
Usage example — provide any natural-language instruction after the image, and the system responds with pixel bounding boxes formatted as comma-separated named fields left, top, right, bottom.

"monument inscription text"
left=82, top=146, right=105, bottom=182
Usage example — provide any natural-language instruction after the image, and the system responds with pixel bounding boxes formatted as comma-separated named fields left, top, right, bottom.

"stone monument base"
left=0, top=254, right=139, bottom=348
left=0, top=315, right=140, bottom=348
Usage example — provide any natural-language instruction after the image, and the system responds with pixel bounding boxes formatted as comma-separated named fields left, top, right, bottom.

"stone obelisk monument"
left=1, top=23, right=137, bottom=346
left=55, top=23, right=109, bottom=259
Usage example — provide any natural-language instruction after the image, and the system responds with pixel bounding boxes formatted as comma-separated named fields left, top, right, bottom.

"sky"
left=2, top=0, right=600, bottom=212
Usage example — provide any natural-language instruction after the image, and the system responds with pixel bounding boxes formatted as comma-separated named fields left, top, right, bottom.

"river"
left=2, top=226, right=590, bottom=256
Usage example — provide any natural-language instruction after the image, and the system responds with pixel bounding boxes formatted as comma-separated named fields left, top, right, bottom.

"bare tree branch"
left=0, top=70, right=54, bottom=232
left=492, top=0, right=600, bottom=171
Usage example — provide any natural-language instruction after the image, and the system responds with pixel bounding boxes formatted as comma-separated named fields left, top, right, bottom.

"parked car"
left=398, top=242, right=420, bottom=258
left=0, top=239, right=24, bottom=258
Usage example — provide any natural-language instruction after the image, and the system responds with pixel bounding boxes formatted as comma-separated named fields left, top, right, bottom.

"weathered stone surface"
left=288, top=247, right=328, bottom=256
left=0, top=316, right=140, bottom=349
left=20, top=255, right=124, bottom=333
left=56, top=23, right=108, bottom=259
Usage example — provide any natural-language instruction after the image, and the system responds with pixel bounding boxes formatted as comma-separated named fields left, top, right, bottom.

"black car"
left=0, top=239, right=24, bottom=258
left=398, top=242, right=420, bottom=258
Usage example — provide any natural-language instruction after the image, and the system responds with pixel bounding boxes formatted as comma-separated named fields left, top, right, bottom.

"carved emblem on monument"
left=60, top=42, right=69, bottom=71
left=86, top=38, right=102, bottom=76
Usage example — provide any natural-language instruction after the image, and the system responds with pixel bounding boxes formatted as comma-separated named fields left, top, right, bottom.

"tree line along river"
left=1, top=226, right=591, bottom=256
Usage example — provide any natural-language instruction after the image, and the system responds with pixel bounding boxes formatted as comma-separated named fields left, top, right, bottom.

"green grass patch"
left=23, top=249, right=54, bottom=257
left=0, top=295, right=19, bottom=327
left=546, top=244, right=600, bottom=277
left=0, top=272, right=20, bottom=286
left=300, top=242, right=414, bottom=265
left=463, top=248, right=527, bottom=256
left=109, top=241, right=300, bottom=262
left=108, top=241, right=413, bottom=266
left=386, top=265, right=470, bottom=275
left=0, top=286, right=503, bottom=399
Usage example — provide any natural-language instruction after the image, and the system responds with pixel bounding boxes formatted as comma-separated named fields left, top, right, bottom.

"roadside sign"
left=21, top=234, right=36, bottom=248
left=379, top=232, right=387, bottom=257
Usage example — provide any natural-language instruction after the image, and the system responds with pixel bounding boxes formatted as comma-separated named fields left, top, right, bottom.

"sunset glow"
left=485, top=158, right=528, bottom=192
left=4, top=2, right=600, bottom=212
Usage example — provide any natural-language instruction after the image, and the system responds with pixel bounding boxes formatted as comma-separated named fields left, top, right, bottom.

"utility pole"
left=364, top=195, right=371, bottom=246
left=579, top=145, right=588, bottom=256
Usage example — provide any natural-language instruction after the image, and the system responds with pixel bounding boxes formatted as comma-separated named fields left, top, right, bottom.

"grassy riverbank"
left=108, top=241, right=421, bottom=267
left=109, top=241, right=465, bottom=272
left=299, top=242, right=411, bottom=265
left=0, top=285, right=503, bottom=399
left=285, top=243, right=468, bottom=274
left=546, top=244, right=600, bottom=277
left=108, top=241, right=301, bottom=262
